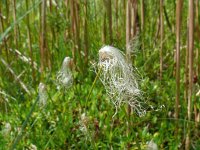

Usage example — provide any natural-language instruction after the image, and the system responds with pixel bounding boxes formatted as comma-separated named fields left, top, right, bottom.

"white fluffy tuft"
left=97, top=45, right=146, bottom=117
left=56, top=57, right=73, bottom=90
left=38, top=83, right=47, bottom=107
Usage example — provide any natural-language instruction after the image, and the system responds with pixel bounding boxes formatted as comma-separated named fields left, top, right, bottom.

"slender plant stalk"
left=93, top=0, right=98, bottom=30
left=194, top=0, right=199, bottom=123
left=70, top=0, right=75, bottom=64
left=84, top=0, right=88, bottom=65
left=40, top=0, right=47, bottom=73
left=172, top=1, right=176, bottom=76
left=102, top=11, right=107, bottom=44
left=126, top=1, right=132, bottom=148
left=46, top=2, right=52, bottom=70
left=0, top=3, right=9, bottom=62
left=131, top=1, right=134, bottom=38
left=195, top=0, right=199, bottom=77
left=105, top=0, right=113, bottom=44
left=26, top=0, right=36, bottom=83
left=70, top=0, right=80, bottom=66
left=49, top=0, right=56, bottom=52
left=115, top=0, right=119, bottom=38
left=188, top=0, right=194, bottom=131
left=175, top=0, right=183, bottom=135
left=163, top=5, right=172, bottom=31
left=160, top=0, right=164, bottom=80
left=86, top=67, right=102, bottom=106
left=0, top=2, right=3, bottom=54
left=13, top=0, right=19, bottom=49
left=126, top=0, right=131, bottom=61
left=65, top=0, right=71, bottom=40
left=74, top=1, right=82, bottom=71
left=173, top=0, right=176, bottom=33
left=74, top=0, right=81, bottom=60
left=185, top=0, right=194, bottom=149
left=141, top=0, right=144, bottom=32
left=123, top=0, right=126, bottom=29
left=65, top=0, right=69, bottom=17
left=131, top=0, right=138, bottom=38
left=184, top=33, right=189, bottom=103
left=155, top=17, right=160, bottom=46
left=49, top=0, right=53, bottom=11
left=5, top=0, right=9, bottom=25
left=108, top=0, right=113, bottom=44
left=141, top=0, right=145, bottom=58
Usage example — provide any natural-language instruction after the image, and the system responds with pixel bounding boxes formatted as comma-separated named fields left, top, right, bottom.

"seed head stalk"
left=86, top=66, right=102, bottom=108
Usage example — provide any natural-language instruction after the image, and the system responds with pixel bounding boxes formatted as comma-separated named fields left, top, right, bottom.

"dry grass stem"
left=0, top=58, right=30, bottom=95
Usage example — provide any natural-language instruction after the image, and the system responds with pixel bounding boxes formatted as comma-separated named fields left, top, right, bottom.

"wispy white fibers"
left=56, top=57, right=73, bottom=90
left=79, top=113, right=88, bottom=134
left=1, top=122, right=11, bottom=137
left=38, top=83, right=47, bottom=107
left=29, top=144, right=38, bottom=150
left=147, top=140, right=158, bottom=150
left=127, top=35, right=140, bottom=55
left=79, top=113, right=91, bottom=141
left=97, top=45, right=146, bottom=117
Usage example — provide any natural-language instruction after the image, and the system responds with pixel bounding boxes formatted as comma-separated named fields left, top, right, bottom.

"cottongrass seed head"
left=56, top=57, right=73, bottom=90
left=1, top=122, right=11, bottom=137
left=79, top=113, right=88, bottom=134
left=38, top=82, right=47, bottom=107
left=79, top=113, right=92, bottom=141
left=97, top=45, right=146, bottom=117
left=147, top=140, right=158, bottom=150
left=29, top=144, right=38, bottom=150
left=127, top=34, right=140, bottom=55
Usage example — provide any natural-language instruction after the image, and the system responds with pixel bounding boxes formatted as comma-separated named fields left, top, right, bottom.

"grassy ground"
left=0, top=0, right=200, bottom=149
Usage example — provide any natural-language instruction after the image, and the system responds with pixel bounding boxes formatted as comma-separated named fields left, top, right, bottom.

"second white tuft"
left=56, top=57, right=73, bottom=90
left=38, top=83, right=47, bottom=107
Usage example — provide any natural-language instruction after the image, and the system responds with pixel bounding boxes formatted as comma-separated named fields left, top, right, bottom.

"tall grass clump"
left=97, top=45, right=146, bottom=117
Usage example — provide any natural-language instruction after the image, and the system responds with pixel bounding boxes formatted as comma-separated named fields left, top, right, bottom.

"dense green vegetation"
left=0, top=0, right=200, bottom=149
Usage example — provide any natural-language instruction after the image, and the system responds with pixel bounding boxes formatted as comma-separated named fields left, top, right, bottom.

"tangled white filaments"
left=97, top=45, right=146, bottom=117
left=56, top=57, right=73, bottom=90
left=38, top=83, right=48, bottom=107
left=79, top=113, right=88, bottom=134
left=78, top=113, right=92, bottom=141
left=127, top=34, right=140, bottom=55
